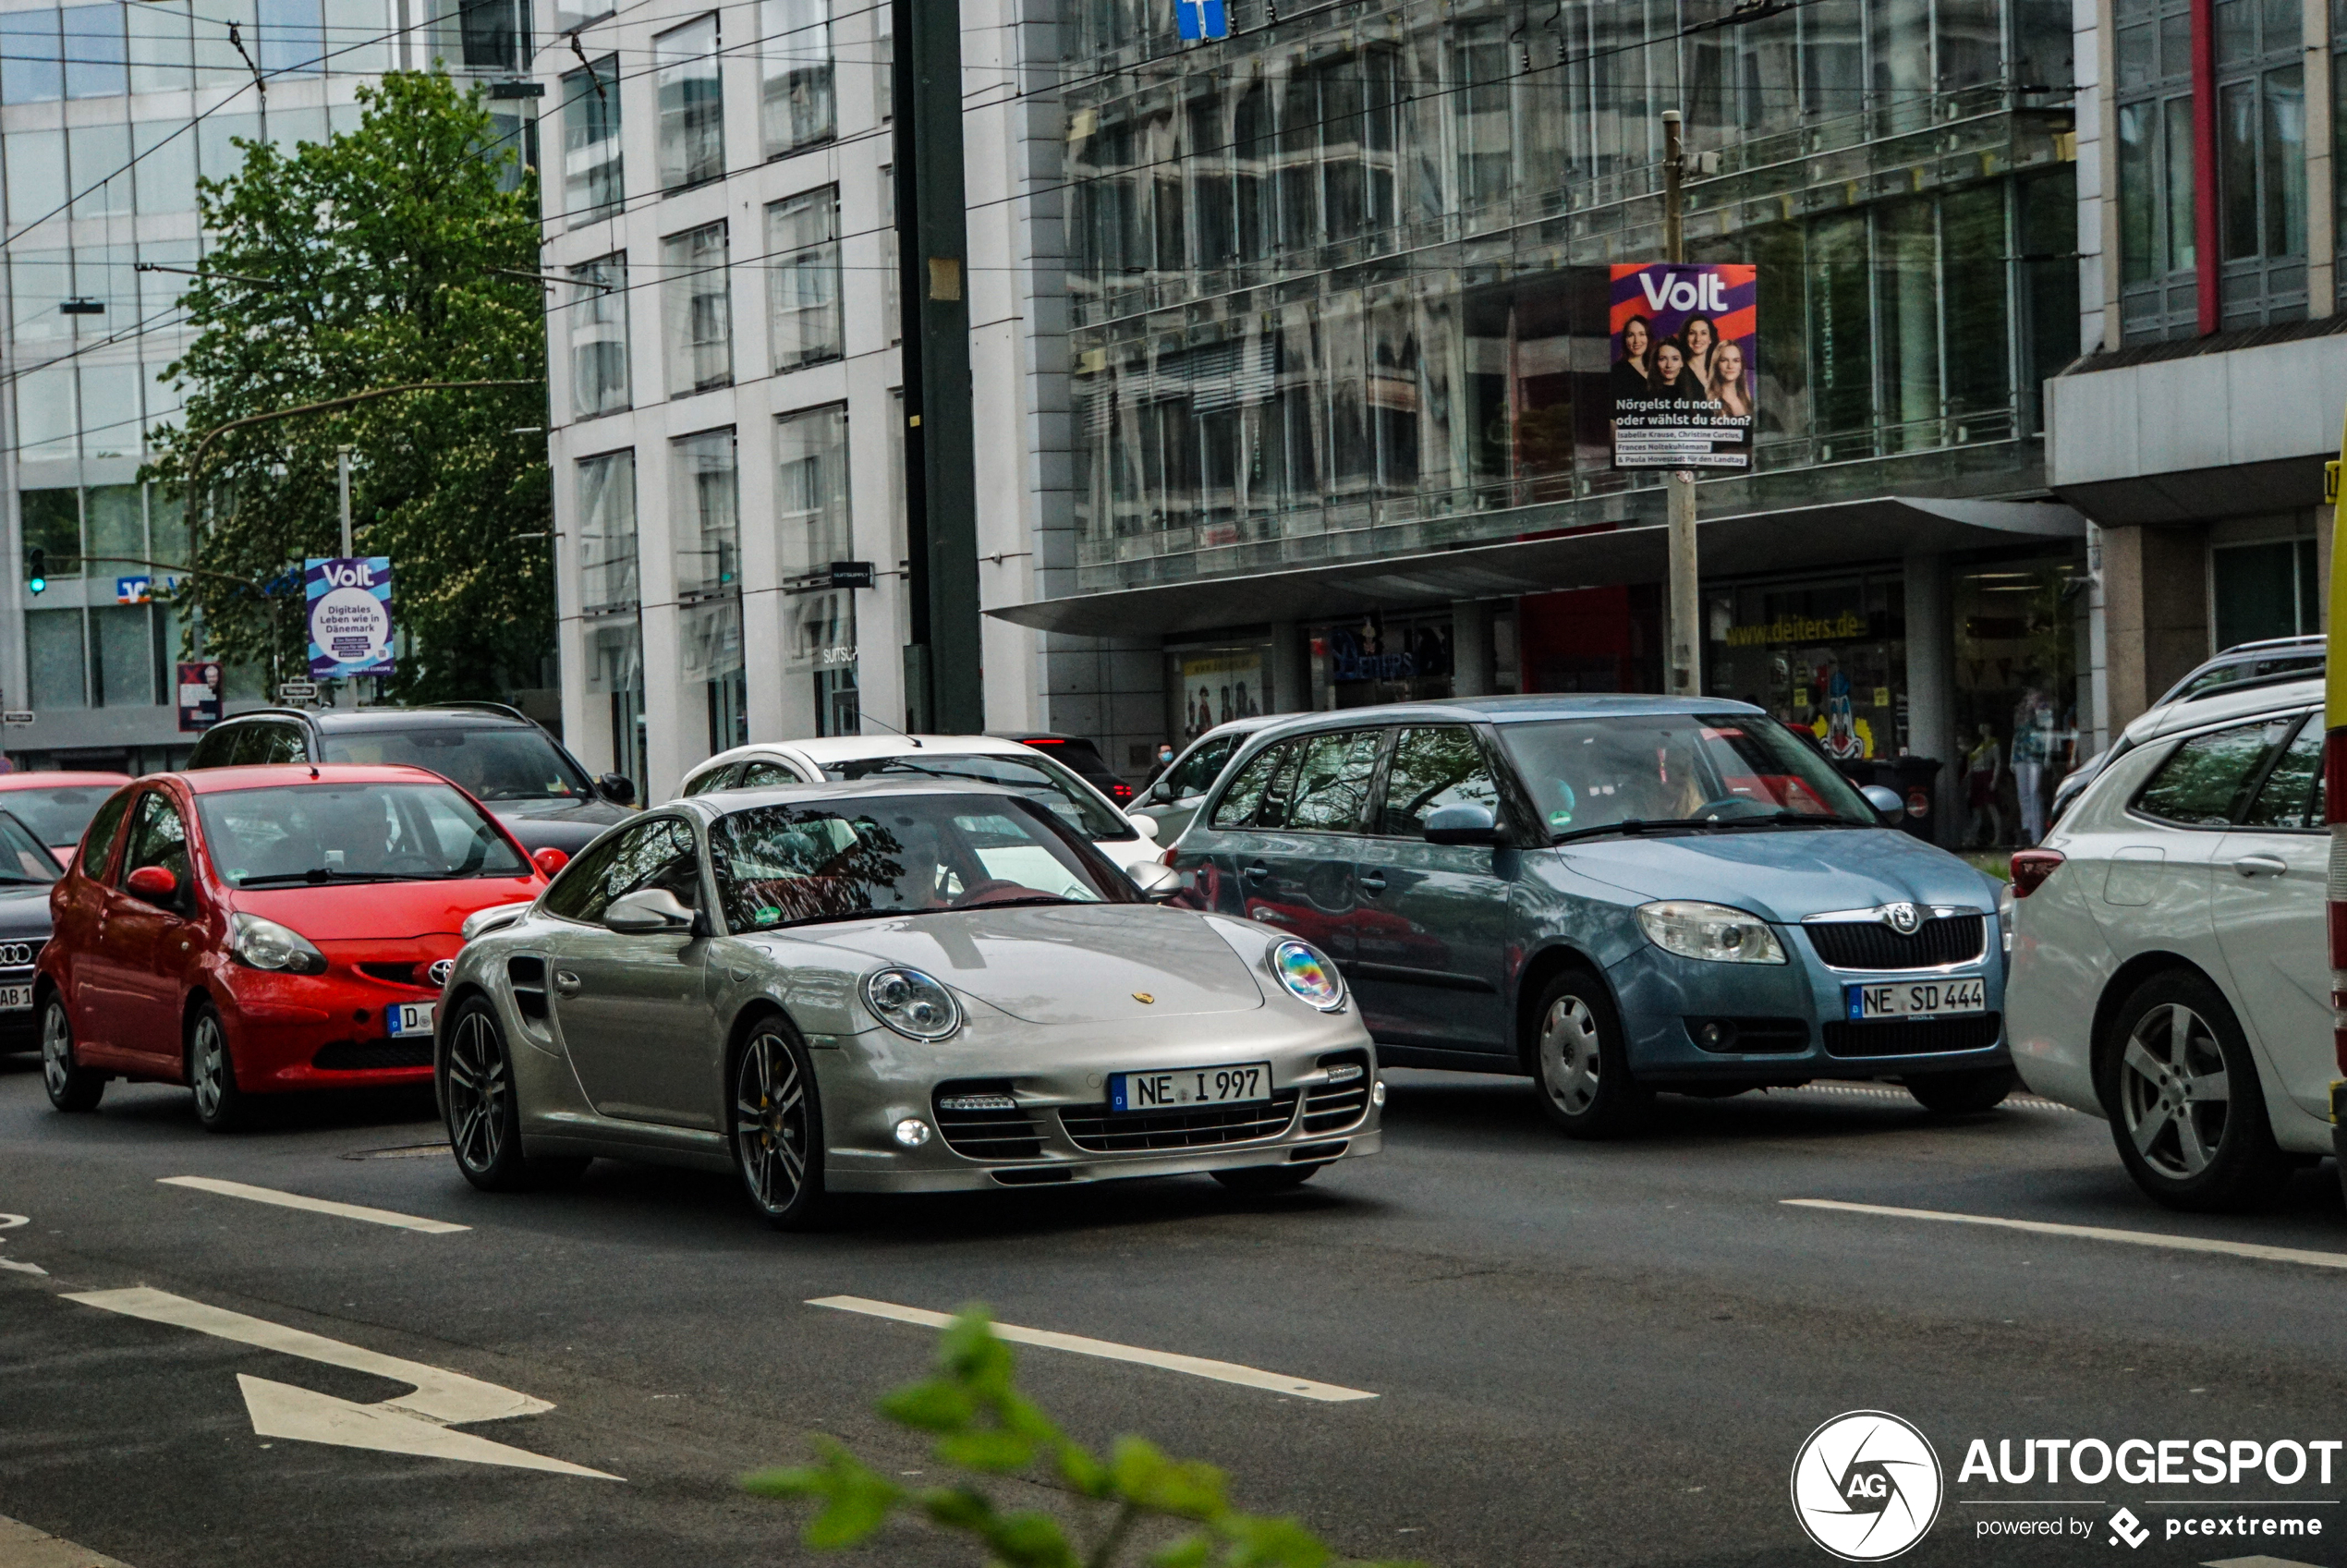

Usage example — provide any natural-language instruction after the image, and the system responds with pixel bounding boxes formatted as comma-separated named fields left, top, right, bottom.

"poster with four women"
left=1607, top=262, right=1757, bottom=470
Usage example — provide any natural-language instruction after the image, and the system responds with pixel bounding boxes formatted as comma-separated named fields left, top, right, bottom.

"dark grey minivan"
left=1168, top=695, right=2013, bottom=1136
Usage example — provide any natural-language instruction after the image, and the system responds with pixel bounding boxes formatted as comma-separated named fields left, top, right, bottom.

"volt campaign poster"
left=306, top=556, right=395, bottom=679
left=1608, top=262, right=1757, bottom=470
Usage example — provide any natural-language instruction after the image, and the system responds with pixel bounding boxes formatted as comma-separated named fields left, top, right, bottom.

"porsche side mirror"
left=1860, top=784, right=1905, bottom=824
left=1125, top=860, right=1184, bottom=901
left=605, top=886, right=695, bottom=934
left=1126, top=813, right=1161, bottom=841
left=599, top=772, right=637, bottom=807
left=533, top=846, right=570, bottom=878
left=1425, top=803, right=1501, bottom=845
left=126, top=865, right=177, bottom=901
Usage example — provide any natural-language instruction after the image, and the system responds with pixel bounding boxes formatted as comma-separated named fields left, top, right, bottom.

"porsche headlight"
left=1271, top=940, right=1346, bottom=1011
left=1636, top=901, right=1786, bottom=965
left=230, top=912, right=329, bottom=975
left=864, top=967, right=962, bottom=1040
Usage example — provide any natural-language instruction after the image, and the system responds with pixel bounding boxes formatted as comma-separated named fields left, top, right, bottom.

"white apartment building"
left=537, top=0, right=1106, bottom=802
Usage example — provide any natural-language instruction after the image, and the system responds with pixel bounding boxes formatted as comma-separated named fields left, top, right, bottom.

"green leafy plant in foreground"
left=745, top=1309, right=1422, bottom=1568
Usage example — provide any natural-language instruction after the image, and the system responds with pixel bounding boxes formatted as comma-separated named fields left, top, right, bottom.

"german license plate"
left=0, top=984, right=30, bottom=1013
left=386, top=1002, right=436, bottom=1039
left=1844, top=976, right=1986, bottom=1021
left=1109, top=1061, right=1271, bottom=1112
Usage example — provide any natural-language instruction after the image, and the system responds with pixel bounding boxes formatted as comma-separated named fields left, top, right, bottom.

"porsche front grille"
left=1301, top=1051, right=1371, bottom=1135
left=1058, top=1089, right=1302, bottom=1153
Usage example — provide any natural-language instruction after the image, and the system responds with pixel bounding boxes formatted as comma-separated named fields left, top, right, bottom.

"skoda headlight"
left=1636, top=901, right=1786, bottom=965
left=1271, top=940, right=1346, bottom=1011
left=230, top=912, right=329, bottom=975
left=864, top=967, right=962, bottom=1040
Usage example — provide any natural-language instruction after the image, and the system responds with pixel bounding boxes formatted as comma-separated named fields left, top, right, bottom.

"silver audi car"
left=433, top=779, right=1380, bottom=1228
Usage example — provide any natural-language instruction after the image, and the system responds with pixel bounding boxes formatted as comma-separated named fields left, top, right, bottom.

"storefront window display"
left=1166, top=644, right=1271, bottom=744
left=1952, top=553, right=2086, bottom=849
left=1314, top=611, right=1454, bottom=709
left=1706, top=575, right=1907, bottom=760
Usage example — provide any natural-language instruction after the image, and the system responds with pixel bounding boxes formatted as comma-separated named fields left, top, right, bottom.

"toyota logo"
left=1880, top=903, right=1922, bottom=936
left=427, top=959, right=456, bottom=989
left=0, top=940, right=42, bottom=967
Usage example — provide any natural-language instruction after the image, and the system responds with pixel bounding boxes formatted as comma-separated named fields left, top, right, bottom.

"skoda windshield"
left=1499, top=713, right=1879, bottom=842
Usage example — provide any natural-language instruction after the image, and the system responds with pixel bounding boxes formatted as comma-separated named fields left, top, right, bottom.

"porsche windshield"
left=710, top=794, right=1130, bottom=931
left=1498, top=713, right=1877, bottom=840
left=199, top=783, right=530, bottom=886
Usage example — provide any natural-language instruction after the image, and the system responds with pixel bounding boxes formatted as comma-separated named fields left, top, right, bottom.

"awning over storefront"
left=989, top=496, right=2087, bottom=639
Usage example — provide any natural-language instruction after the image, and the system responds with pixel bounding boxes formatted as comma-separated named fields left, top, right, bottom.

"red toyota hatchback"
left=37, top=764, right=557, bottom=1130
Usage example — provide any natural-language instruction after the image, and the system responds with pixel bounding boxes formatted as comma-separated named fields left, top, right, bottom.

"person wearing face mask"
left=1145, top=741, right=1176, bottom=785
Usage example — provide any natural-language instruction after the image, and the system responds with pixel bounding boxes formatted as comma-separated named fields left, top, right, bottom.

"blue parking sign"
left=1175, top=0, right=1226, bottom=40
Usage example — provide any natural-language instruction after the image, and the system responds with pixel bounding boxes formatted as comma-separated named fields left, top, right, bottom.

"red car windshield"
left=196, top=782, right=530, bottom=887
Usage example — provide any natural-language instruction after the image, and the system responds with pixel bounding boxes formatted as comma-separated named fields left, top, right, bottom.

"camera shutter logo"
left=1790, top=1411, right=1943, bottom=1562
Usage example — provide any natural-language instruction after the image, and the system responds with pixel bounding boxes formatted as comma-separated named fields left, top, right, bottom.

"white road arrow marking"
left=66, top=1287, right=618, bottom=1479
left=237, top=1376, right=617, bottom=1478
left=0, top=1211, right=43, bottom=1275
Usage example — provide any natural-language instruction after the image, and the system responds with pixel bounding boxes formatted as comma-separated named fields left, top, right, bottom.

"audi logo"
left=0, top=940, right=43, bottom=968
left=427, top=958, right=456, bottom=989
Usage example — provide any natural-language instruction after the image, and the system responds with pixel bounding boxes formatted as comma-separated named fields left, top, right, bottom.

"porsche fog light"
left=1371, top=1080, right=1387, bottom=1107
left=894, top=1118, right=933, bottom=1149
left=864, top=967, right=962, bottom=1040
left=1635, top=901, right=1786, bottom=965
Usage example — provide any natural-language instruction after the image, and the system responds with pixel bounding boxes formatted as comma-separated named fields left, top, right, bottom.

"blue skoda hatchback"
left=1167, top=696, right=2013, bottom=1136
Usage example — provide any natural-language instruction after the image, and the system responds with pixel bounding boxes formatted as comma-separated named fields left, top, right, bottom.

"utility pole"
left=336, top=444, right=353, bottom=557
left=892, top=0, right=983, bottom=734
left=1661, top=109, right=1700, bottom=701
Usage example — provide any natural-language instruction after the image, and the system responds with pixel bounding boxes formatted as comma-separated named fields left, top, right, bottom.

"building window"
left=1, top=9, right=63, bottom=103
left=576, top=449, right=638, bottom=613
left=671, top=428, right=738, bottom=599
left=2213, top=0, right=2304, bottom=328
left=85, top=485, right=144, bottom=578
left=568, top=254, right=629, bottom=418
left=93, top=604, right=153, bottom=707
left=2213, top=537, right=2319, bottom=649
left=775, top=403, right=850, bottom=578
left=21, top=490, right=81, bottom=579
left=2112, top=0, right=2197, bottom=341
left=766, top=188, right=842, bottom=372
left=64, top=4, right=128, bottom=97
left=583, top=615, right=644, bottom=793
left=654, top=14, right=724, bottom=191
left=257, top=0, right=327, bottom=75
left=661, top=221, right=732, bottom=395
left=27, top=609, right=86, bottom=711
left=760, top=0, right=833, bottom=158
left=561, top=54, right=622, bottom=223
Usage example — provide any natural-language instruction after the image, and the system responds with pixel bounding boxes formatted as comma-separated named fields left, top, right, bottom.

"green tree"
left=747, top=1309, right=1422, bottom=1568
left=144, top=71, right=549, bottom=701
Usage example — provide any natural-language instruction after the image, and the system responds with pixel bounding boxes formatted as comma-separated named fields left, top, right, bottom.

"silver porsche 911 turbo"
left=433, top=779, right=1380, bottom=1228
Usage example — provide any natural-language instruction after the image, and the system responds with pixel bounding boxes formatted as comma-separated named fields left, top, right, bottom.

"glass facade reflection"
left=1063, top=0, right=2078, bottom=593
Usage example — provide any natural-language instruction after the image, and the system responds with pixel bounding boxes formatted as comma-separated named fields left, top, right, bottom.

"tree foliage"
left=143, top=71, right=549, bottom=700
left=744, top=1309, right=1423, bottom=1568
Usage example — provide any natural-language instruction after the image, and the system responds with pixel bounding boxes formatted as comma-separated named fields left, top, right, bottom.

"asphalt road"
left=5, top=1053, right=2347, bottom=1568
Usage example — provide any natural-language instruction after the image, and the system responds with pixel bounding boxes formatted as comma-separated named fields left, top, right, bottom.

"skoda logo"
left=427, top=959, right=456, bottom=989
left=1791, top=1410, right=1943, bottom=1562
left=1880, top=903, right=1922, bottom=936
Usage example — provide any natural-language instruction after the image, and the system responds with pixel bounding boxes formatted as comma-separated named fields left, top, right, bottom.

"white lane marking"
left=66, top=1288, right=618, bottom=1479
left=809, top=1295, right=1377, bottom=1403
left=1783, top=1199, right=2347, bottom=1271
left=0, top=1212, right=42, bottom=1275
left=0, top=1512, right=135, bottom=1568
left=159, top=1176, right=468, bottom=1234
left=237, top=1376, right=617, bottom=1479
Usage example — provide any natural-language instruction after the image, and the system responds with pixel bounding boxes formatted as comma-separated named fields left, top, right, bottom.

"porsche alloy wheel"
left=445, top=1003, right=514, bottom=1183
left=41, top=995, right=103, bottom=1112
left=733, top=1023, right=824, bottom=1230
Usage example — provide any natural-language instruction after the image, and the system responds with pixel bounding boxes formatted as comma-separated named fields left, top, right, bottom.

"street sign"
left=1175, top=0, right=1228, bottom=39
left=277, top=680, right=319, bottom=700
left=116, top=576, right=151, bottom=604
left=828, top=560, right=877, bottom=590
left=1, top=711, right=33, bottom=726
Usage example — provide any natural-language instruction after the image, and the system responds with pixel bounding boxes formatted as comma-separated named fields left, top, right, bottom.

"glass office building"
left=0, top=0, right=534, bottom=771
left=994, top=0, right=2091, bottom=835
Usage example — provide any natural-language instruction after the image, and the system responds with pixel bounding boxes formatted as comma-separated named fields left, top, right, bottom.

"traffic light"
left=25, top=549, right=43, bottom=595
